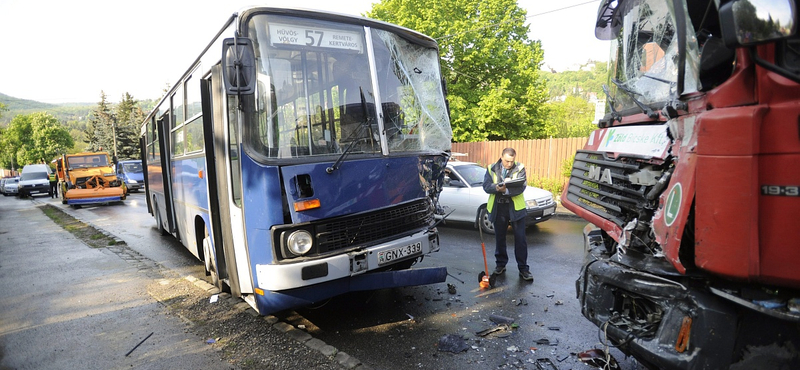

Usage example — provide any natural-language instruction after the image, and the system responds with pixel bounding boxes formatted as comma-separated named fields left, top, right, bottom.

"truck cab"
left=562, top=0, right=800, bottom=368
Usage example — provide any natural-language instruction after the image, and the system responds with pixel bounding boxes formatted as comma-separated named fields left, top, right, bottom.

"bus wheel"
left=154, top=202, right=167, bottom=235
left=203, top=234, right=220, bottom=288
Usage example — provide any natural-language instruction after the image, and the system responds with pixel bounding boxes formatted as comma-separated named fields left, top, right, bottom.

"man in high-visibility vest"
left=49, top=171, right=58, bottom=198
left=482, top=147, right=533, bottom=281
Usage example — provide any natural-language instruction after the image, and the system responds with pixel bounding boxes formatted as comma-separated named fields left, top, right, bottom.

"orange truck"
left=56, top=152, right=126, bottom=206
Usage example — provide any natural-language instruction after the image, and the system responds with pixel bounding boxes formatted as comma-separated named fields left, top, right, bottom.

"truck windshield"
left=243, top=14, right=451, bottom=161
left=607, top=0, right=701, bottom=112
left=67, top=155, right=108, bottom=169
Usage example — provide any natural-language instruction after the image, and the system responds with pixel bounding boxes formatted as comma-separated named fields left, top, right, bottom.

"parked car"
left=116, top=159, right=144, bottom=192
left=18, top=164, right=52, bottom=198
left=3, top=177, right=19, bottom=196
left=438, top=161, right=557, bottom=234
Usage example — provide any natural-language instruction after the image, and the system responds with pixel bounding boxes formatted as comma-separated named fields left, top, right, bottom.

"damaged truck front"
left=562, top=0, right=800, bottom=368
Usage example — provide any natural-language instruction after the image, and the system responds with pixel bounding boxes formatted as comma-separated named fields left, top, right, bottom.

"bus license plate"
left=378, top=242, right=422, bottom=265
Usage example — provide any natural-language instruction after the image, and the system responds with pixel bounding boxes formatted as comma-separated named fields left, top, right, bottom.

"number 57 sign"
left=269, top=23, right=363, bottom=52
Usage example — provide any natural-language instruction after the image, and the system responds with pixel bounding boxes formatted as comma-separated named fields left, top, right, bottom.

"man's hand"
left=495, top=183, right=506, bottom=193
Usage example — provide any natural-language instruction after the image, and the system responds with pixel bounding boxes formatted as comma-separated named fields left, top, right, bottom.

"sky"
left=0, top=0, right=608, bottom=104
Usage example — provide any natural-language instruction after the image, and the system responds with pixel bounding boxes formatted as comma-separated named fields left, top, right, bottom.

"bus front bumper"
left=256, top=229, right=441, bottom=291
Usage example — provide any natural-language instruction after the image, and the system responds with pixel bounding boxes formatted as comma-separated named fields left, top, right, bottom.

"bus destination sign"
left=270, top=23, right=363, bottom=52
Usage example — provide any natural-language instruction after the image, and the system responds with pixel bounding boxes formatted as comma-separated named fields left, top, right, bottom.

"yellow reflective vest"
left=486, top=163, right=526, bottom=214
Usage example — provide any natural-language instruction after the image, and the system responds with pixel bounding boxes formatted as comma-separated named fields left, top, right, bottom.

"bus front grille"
left=315, top=199, right=433, bottom=253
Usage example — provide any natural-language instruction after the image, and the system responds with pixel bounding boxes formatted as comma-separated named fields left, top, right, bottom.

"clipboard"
left=498, top=177, right=526, bottom=188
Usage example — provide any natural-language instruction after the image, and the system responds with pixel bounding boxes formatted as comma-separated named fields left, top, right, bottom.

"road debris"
left=437, top=334, right=469, bottom=353
left=125, top=332, right=154, bottom=357
left=489, top=314, right=515, bottom=325
left=535, top=338, right=559, bottom=346
left=447, top=272, right=465, bottom=284
left=475, top=324, right=509, bottom=337
left=577, top=349, right=621, bottom=370
left=534, top=357, right=559, bottom=370
left=448, top=283, right=457, bottom=294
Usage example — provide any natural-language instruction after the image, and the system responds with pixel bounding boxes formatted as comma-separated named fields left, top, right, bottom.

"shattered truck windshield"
left=244, top=14, right=452, bottom=160
left=607, top=0, right=700, bottom=112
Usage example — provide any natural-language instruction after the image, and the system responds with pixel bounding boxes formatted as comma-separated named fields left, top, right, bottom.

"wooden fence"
left=450, top=137, right=587, bottom=179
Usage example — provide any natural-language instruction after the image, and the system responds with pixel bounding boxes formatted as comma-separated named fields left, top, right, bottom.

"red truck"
left=562, top=0, right=800, bottom=368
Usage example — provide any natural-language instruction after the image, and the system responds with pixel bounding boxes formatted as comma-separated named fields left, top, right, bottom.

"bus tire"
left=203, top=234, right=220, bottom=288
left=154, top=202, right=167, bottom=235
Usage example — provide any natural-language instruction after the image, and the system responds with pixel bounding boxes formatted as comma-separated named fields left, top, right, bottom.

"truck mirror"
left=222, top=37, right=256, bottom=95
left=720, top=0, right=797, bottom=48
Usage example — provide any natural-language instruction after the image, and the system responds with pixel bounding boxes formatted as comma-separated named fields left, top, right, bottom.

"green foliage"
left=528, top=175, right=565, bottom=199
left=541, top=61, right=608, bottom=99
left=368, top=0, right=548, bottom=142
left=542, top=96, right=598, bottom=138
left=1, top=112, right=73, bottom=167
left=85, top=92, right=145, bottom=160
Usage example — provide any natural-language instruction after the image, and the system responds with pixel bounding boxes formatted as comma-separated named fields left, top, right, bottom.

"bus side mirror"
left=222, top=37, right=256, bottom=95
left=720, top=0, right=797, bottom=48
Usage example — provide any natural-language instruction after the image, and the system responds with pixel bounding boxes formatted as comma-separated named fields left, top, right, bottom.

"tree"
left=368, top=0, right=548, bottom=142
left=542, top=96, right=597, bottom=138
left=85, top=91, right=144, bottom=160
left=113, top=93, right=145, bottom=160
left=3, top=112, right=73, bottom=166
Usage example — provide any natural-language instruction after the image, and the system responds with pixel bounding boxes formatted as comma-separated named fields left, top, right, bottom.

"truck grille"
left=565, top=150, right=651, bottom=227
left=315, top=199, right=433, bottom=253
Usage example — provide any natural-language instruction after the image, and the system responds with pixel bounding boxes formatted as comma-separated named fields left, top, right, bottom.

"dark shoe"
left=520, top=270, right=534, bottom=281
left=492, top=266, right=506, bottom=275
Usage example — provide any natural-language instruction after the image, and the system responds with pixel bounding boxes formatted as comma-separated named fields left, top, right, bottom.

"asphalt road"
left=279, top=218, right=641, bottom=369
left=4, top=192, right=643, bottom=370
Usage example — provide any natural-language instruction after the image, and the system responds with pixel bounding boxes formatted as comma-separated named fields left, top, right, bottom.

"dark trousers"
left=493, top=202, right=529, bottom=273
left=50, top=182, right=58, bottom=198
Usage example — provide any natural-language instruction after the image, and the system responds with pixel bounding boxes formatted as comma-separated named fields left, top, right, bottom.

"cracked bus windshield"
left=608, top=0, right=700, bottom=112
left=244, top=15, right=452, bottom=160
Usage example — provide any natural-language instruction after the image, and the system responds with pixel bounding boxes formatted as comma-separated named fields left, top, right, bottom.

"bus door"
left=156, top=112, right=176, bottom=234
left=202, top=64, right=250, bottom=297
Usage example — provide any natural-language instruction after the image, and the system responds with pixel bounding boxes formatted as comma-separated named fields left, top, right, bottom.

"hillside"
left=0, top=93, right=94, bottom=125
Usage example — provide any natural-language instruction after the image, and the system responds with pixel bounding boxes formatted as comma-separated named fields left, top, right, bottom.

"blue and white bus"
left=140, top=6, right=453, bottom=314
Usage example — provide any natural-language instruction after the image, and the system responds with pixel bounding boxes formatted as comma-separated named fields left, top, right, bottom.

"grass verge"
left=40, top=204, right=118, bottom=248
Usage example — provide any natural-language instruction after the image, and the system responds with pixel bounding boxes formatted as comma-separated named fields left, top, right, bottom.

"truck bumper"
left=576, top=228, right=738, bottom=370
left=66, top=187, right=125, bottom=205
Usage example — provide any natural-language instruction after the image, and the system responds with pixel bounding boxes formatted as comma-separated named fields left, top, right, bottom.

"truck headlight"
left=526, top=199, right=537, bottom=208
left=286, top=230, right=313, bottom=256
left=128, top=179, right=138, bottom=184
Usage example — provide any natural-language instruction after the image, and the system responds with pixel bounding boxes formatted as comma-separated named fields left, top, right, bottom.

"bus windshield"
left=244, top=14, right=452, bottom=160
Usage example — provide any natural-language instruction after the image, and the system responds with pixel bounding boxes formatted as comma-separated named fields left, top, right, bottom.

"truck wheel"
left=478, top=207, right=495, bottom=235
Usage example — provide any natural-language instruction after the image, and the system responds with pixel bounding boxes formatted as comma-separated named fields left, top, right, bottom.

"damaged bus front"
left=563, top=0, right=800, bottom=368
left=141, top=7, right=453, bottom=315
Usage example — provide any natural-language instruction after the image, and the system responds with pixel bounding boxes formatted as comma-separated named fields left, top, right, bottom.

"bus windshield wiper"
left=611, top=78, right=658, bottom=119
left=327, top=87, right=371, bottom=174
left=602, top=84, right=622, bottom=123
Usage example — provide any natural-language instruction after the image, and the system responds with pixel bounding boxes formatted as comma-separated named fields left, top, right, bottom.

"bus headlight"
left=286, top=230, right=313, bottom=256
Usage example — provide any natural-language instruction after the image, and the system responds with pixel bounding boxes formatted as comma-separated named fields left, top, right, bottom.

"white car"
left=438, top=161, right=557, bottom=234
left=3, top=177, right=20, bottom=196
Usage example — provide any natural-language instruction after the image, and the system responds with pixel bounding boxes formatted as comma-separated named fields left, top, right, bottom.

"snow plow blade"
left=65, top=188, right=125, bottom=205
